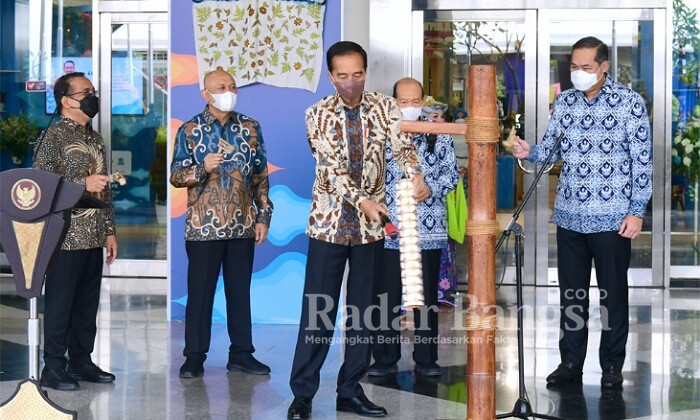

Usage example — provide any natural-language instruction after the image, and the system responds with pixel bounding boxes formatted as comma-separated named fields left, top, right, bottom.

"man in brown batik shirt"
left=34, top=72, right=117, bottom=390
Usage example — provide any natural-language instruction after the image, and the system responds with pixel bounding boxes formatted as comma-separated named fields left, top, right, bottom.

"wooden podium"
left=0, top=168, right=106, bottom=419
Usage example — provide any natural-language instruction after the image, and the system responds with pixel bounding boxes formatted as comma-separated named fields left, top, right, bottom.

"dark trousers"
left=557, top=227, right=631, bottom=372
left=372, top=248, right=441, bottom=365
left=43, top=248, right=104, bottom=369
left=289, top=238, right=383, bottom=399
left=184, top=238, right=255, bottom=362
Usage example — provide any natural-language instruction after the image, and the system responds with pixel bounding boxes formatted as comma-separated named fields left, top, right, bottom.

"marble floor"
left=1, top=277, right=699, bottom=419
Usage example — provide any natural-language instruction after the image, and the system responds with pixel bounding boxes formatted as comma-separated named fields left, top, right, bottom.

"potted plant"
left=672, top=106, right=700, bottom=208
left=0, top=112, right=40, bottom=166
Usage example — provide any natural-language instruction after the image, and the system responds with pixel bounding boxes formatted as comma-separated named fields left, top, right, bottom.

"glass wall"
left=0, top=1, right=168, bottom=274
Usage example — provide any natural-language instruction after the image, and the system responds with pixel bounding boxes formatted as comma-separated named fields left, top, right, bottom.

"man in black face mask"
left=34, top=72, right=117, bottom=390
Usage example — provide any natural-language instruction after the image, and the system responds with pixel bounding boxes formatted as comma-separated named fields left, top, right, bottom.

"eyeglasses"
left=66, top=88, right=98, bottom=97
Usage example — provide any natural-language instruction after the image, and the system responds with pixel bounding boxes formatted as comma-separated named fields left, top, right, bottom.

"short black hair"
left=54, top=72, right=86, bottom=114
left=64, top=60, right=75, bottom=67
left=392, top=78, right=424, bottom=99
left=572, top=36, right=609, bottom=64
left=326, top=41, right=367, bottom=72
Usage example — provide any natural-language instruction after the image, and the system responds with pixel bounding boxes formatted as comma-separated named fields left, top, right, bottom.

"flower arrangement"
left=0, top=112, right=40, bottom=166
left=672, top=105, right=700, bottom=184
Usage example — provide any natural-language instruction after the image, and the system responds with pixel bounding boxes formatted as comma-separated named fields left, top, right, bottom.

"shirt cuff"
left=628, top=200, right=647, bottom=218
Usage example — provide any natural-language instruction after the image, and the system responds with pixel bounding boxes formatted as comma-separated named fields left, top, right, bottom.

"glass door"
left=98, top=11, right=168, bottom=277
left=538, top=9, right=665, bottom=287
left=420, top=10, right=539, bottom=285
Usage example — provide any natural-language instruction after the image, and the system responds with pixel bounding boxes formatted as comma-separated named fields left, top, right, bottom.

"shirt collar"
left=333, top=92, right=368, bottom=114
left=58, top=115, right=91, bottom=132
left=202, top=105, right=232, bottom=125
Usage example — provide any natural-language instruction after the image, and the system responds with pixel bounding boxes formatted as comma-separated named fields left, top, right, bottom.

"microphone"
left=380, top=213, right=400, bottom=240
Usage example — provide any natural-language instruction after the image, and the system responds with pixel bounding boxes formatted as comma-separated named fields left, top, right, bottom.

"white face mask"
left=207, top=90, right=237, bottom=112
left=400, top=106, right=422, bottom=121
left=570, top=69, right=601, bottom=92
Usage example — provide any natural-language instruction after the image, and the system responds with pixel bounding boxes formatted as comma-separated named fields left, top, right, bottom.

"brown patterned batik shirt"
left=170, top=106, right=273, bottom=241
left=33, top=116, right=116, bottom=250
left=305, top=91, right=421, bottom=245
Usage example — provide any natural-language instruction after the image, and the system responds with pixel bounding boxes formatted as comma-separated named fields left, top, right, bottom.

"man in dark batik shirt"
left=170, top=70, right=273, bottom=379
left=34, top=72, right=117, bottom=391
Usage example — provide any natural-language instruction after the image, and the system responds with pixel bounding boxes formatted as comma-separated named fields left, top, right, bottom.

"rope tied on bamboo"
left=465, top=116, right=500, bottom=143
left=465, top=220, right=500, bottom=237
left=464, top=313, right=499, bottom=331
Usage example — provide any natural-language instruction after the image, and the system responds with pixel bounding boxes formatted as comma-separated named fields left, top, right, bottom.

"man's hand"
left=203, top=152, right=224, bottom=173
left=360, top=199, right=389, bottom=223
left=105, top=235, right=118, bottom=265
left=86, top=174, right=111, bottom=193
left=412, top=173, right=430, bottom=202
left=255, top=223, right=268, bottom=245
left=619, top=215, right=643, bottom=239
left=512, top=137, right=531, bottom=159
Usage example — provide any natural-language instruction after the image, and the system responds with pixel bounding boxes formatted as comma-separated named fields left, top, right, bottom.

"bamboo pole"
left=399, top=65, right=499, bottom=419
left=465, top=65, right=499, bottom=420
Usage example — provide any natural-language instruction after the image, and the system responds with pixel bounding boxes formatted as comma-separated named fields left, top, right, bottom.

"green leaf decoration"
left=238, top=56, right=247, bottom=70
left=234, top=7, right=245, bottom=21
left=268, top=51, right=279, bottom=67
left=308, top=5, right=322, bottom=20
left=198, top=45, right=208, bottom=54
left=272, top=3, right=284, bottom=18
left=309, top=42, right=319, bottom=51
left=281, top=62, right=291, bottom=73
left=301, top=68, right=315, bottom=83
left=196, top=6, right=212, bottom=24
left=198, top=36, right=208, bottom=42
left=214, top=32, right=225, bottom=41
left=213, top=51, right=222, bottom=62
left=292, top=27, right=304, bottom=37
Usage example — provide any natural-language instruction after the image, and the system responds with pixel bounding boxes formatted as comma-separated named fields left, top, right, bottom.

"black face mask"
left=78, top=94, right=100, bottom=118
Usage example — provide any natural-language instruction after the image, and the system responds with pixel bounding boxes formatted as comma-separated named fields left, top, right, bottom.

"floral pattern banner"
left=192, top=0, right=326, bottom=92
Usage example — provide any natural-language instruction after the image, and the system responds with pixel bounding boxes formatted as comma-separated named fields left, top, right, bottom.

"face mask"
left=78, top=94, right=99, bottom=118
left=400, top=106, right=422, bottom=121
left=207, top=91, right=237, bottom=112
left=570, top=69, right=601, bottom=92
left=332, top=78, right=364, bottom=104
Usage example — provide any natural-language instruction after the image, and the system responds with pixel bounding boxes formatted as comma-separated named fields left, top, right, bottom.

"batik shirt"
left=385, top=117, right=460, bottom=250
left=34, top=116, right=116, bottom=250
left=527, top=75, right=652, bottom=233
left=170, top=106, right=273, bottom=241
left=306, top=91, right=421, bottom=245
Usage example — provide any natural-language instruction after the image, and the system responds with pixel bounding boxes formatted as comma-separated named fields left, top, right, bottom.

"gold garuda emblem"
left=11, top=179, right=41, bottom=210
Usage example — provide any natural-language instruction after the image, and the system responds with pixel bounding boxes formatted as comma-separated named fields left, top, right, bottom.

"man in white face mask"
left=369, top=78, right=459, bottom=378
left=512, top=37, right=652, bottom=391
left=171, top=69, right=274, bottom=379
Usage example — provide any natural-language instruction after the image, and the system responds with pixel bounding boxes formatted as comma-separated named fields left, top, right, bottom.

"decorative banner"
left=192, top=0, right=326, bottom=92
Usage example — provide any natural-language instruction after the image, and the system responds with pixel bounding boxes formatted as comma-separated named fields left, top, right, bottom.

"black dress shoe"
left=601, top=366, right=623, bottom=389
left=367, top=362, right=398, bottom=377
left=179, top=358, right=204, bottom=379
left=546, top=362, right=582, bottom=385
left=336, top=395, right=387, bottom=417
left=66, top=362, right=115, bottom=383
left=227, top=353, right=270, bottom=375
left=415, top=362, right=442, bottom=377
left=40, top=367, right=80, bottom=391
left=287, top=396, right=312, bottom=419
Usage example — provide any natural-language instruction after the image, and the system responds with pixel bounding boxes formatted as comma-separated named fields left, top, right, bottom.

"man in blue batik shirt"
left=369, top=78, right=460, bottom=378
left=170, top=70, right=273, bottom=379
left=513, top=37, right=652, bottom=390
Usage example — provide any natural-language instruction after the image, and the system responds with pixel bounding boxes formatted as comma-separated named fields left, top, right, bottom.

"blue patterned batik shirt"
left=385, top=117, right=461, bottom=250
left=527, top=75, right=652, bottom=234
left=170, top=106, right=273, bottom=241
